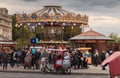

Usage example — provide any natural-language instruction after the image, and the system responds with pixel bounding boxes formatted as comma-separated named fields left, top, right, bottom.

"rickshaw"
left=41, top=48, right=71, bottom=74
left=55, top=49, right=71, bottom=74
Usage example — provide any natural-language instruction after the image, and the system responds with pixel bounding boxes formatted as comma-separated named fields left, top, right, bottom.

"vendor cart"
left=54, top=49, right=71, bottom=74
left=41, top=48, right=71, bottom=74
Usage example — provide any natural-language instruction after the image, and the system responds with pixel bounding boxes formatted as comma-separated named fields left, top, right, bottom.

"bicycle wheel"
left=41, top=67, right=47, bottom=73
left=65, top=67, right=71, bottom=74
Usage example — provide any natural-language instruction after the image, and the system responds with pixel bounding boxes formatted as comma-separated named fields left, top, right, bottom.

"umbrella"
left=101, top=51, right=120, bottom=78
left=101, top=51, right=120, bottom=66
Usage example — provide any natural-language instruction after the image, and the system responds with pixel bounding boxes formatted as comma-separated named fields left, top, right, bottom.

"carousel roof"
left=16, top=5, right=88, bottom=26
left=70, top=29, right=114, bottom=41
left=33, top=5, right=71, bottom=15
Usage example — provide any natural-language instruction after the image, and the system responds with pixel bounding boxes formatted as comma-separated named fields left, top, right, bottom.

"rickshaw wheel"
left=41, top=67, right=48, bottom=73
left=65, top=68, right=71, bottom=74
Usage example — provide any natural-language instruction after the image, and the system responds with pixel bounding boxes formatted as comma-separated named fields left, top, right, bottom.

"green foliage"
left=63, top=26, right=81, bottom=41
left=109, top=33, right=120, bottom=43
left=11, top=14, right=32, bottom=49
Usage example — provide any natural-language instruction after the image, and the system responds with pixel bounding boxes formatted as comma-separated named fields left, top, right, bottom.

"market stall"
left=77, top=47, right=92, bottom=64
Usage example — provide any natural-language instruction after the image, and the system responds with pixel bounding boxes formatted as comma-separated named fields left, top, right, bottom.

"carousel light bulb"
left=71, top=26, right=74, bottom=29
left=15, top=24, right=18, bottom=27
left=24, top=25, right=27, bottom=28
left=62, top=22, right=65, bottom=26
left=73, top=23, right=76, bottom=26
left=18, top=25, right=20, bottom=28
left=27, top=23, right=30, bottom=25
left=20, top=23, right=22, bottom=26
left=51, top=22, right=53, bottom=25
left=32, top=26, right=35, bottom=29
left=62, top=26, right=64, bottom=29
left=38, top=22, right=41, bottom=25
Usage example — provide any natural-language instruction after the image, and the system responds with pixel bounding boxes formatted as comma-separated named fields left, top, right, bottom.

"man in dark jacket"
left=100, top=51, right=106, bottom=70
left=35, top=51, right=41, bottom=69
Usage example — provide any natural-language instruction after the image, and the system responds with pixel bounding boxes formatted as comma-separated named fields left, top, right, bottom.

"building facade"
left=0, top=8, right=12, bottom=40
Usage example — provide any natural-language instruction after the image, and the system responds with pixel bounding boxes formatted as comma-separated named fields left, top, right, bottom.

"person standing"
left=100, top=51, right=106, bottom=70
left=35, top=50, right=41, bottom=69
left=13, top=50, right=19, bottom=67
left=94, top=49, right=99, bottom=67
left=77, top=50, right=83, bottom=69
left=1, top=49, right=8, bottom=70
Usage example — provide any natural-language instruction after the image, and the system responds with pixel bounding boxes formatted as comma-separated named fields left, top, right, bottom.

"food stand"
left=77, top=47, right=92, bottom=64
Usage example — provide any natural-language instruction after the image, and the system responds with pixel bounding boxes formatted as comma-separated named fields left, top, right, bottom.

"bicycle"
left=41, top=59, right=52, bottom=73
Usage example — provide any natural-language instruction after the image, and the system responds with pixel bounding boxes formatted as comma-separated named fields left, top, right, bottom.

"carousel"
left=15, top=5, right=89, bottom=46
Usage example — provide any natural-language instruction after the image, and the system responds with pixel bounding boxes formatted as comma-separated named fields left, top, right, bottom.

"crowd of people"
left=0, top=46, right=113, bottom=71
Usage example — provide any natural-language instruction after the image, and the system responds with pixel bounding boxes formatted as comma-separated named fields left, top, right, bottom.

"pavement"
left=0, top=64, right=110, bottom=75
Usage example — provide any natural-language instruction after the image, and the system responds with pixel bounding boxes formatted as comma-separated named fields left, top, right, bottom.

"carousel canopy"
left=70, top=29, right=114, bottom=41
left=16, top=5, right=88, bottom=27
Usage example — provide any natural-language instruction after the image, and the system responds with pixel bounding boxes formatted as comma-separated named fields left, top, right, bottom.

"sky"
left=0, top=0, right=120, bottom=36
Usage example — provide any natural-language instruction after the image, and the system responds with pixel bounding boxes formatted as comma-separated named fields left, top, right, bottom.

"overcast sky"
left=0, top=0, right=120, bottom=36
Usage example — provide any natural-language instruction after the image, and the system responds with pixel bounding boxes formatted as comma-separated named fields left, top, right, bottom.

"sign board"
left=30, top=37, right=39, bottom=44
left=31, top=48, right=36, bottom=54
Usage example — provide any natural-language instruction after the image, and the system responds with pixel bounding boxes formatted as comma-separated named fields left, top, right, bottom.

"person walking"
left=94, top=49, right=99, bottom=67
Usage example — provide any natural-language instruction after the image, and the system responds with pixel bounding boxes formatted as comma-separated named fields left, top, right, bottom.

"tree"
left=109, top=33, right=120, bottom=43
left=11, top=14, right=32, bottom=49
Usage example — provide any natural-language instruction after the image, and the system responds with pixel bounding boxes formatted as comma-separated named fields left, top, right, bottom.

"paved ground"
left=0, top=64, right=110, bottom=75
left=72, top=65, right=109, bottom=75
left=0, top=72, right=110, bottom=78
